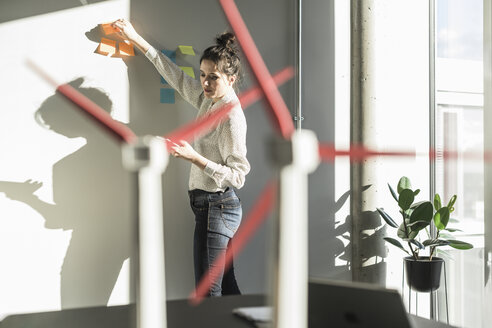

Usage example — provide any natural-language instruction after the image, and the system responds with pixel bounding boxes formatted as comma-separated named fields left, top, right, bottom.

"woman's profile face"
left=200, top=59, right=236, bottom=103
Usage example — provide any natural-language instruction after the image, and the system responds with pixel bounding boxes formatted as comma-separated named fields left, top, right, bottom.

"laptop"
left=309, top=278, right=413, bottom=328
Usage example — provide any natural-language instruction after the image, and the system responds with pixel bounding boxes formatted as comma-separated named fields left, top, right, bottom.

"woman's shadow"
left=2, top=78, right=133, bottom=309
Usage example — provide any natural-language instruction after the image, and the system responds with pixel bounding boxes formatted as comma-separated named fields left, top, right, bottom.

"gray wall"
left=127, top=0, right=300, bottom=298
left=301, top=0, right=348, bottom=280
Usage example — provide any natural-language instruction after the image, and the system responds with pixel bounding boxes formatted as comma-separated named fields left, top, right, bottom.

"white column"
left=272, top=130, right=319, bottom=328
left=123, top=137, right=168, bottom=328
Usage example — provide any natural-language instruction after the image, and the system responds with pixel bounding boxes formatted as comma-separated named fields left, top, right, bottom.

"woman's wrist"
left=131, top=34, right=151, bottom=54
left=192, top=154, right=208, bottom=170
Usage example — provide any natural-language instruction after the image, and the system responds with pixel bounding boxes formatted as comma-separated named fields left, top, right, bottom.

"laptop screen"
left=308, top=278, right=412, bottom=328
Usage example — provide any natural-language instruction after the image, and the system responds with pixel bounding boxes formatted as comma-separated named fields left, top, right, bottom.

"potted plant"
left=376, top=176, right=473, bottom=292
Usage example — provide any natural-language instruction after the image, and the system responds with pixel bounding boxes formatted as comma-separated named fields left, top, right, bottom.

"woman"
left=112, top=19, right=250, bottom=296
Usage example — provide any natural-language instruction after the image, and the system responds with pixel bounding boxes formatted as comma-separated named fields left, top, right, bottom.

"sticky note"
left=160, top=88, right=175, bottom=104
left=97, top=38, right=117, bottom=56
left=178, top=45, right=195, bottom=56
left=119, top=42, right=135, bottom=56
left=101, top=23, right=119, bottom=35
left=161, top=76, right=168, bottom=85
left=161, top=49, right=176, bottom=63
left=179, top=66, right=195, bottom=78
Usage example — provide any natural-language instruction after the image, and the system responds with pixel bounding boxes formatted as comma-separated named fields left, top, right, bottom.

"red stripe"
left=318, top=143, right=416, bottom=162
left=219, top=0, right=295, bottom=140
left=27, top=60, right=137, bottom=144
left=189, top=181, right=277, bottom=305
left=56, top=84, right=137, bottom=144
left=319, top=144, right=490, bottom=163
left=164, top=67, right=294, bottom=149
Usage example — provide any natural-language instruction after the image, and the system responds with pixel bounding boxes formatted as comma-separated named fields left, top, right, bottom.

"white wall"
left=0, top=0, right=132, bottom=318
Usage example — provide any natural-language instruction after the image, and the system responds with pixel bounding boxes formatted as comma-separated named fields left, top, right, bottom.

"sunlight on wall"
left=0, top=0, right=130, bottom=319
left=333, top=0, right=430, bottom=310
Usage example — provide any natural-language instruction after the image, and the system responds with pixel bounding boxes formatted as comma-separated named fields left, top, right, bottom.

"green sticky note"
left=178, top=45, right=195, bottom=56
left=160, top=88, right=175, bottom=104
left=179, top=66, right=195, bottom=79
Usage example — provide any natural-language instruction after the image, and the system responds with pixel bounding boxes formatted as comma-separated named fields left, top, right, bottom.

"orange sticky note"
left=119, top=42, right=135, bottom=56
left=97, top=38, right=116, bottom=56
left=101, top=23, right=119, bottom=35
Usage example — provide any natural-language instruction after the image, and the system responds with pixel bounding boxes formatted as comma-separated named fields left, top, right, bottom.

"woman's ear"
left=228, top=75, right=237, bottom=86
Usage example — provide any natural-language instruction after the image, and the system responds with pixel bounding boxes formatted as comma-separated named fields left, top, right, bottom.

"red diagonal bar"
left=318, top=143, right=416, bottom=162
left=26, top=60, right=137, bottom=144
left=164, top=67, right=294, bottom=149
left=56, top=84, right=137, bottom=144
left=219, top=0, right=295, bottom=140
left=319, top=143, right=491, bottom=163
left=189, top=180, right=277, bottom=305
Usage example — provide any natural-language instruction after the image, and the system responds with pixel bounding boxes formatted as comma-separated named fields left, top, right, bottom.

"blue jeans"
left=188, top=187, right=242, bottom=296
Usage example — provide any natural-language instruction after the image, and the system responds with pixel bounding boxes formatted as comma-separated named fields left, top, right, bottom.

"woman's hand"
left=111, top=19, right=151, bottom=53
left=170, top=140, right=208, bottom=169
left=112, top=19, right=139, bottom=42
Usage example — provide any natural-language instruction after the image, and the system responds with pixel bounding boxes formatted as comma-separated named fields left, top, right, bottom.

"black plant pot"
left=404, top=256, right=444, bottom=292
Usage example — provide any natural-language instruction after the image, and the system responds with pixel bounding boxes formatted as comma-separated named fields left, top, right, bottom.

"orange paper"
left=119, top=42, right=135, bottom=56
left=97, top=38, right=117, bottom=56
left=101, top=23, right=119, bottom=35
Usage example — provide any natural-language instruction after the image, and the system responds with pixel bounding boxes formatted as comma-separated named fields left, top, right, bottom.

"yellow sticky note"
left=101, top=23, right=119, bottom=35
left=179, top=66, right=195, bottom=78
left=97, top=38, right=116, bottom=56
left=178, top=45, right=195, bottom=56
left=119, top=42, right=135, bottom=56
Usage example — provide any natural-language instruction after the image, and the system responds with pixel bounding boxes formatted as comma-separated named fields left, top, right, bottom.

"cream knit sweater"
left=145, top=46, right=250, bottom=192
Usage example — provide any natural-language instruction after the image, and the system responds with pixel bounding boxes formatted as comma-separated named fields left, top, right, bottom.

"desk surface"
left=0, top=295, right=456, bottom=328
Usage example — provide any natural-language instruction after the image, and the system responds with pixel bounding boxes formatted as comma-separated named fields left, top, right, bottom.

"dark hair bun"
left=215, top=32, right=236, bottom=49
left=201, top=31, right=242, bottom=82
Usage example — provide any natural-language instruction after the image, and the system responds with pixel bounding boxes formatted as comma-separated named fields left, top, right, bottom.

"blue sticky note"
left=160, top=88, right=175, bottom=104
left=161, top=49, right=176, bottom=63
left=161, top=76, right=168, bottom=85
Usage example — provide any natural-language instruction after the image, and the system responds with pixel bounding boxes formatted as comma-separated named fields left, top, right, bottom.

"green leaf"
left=407, top=220, right=428, bottom=227
left=410, top=201, right=426, bottom=209
left=413, top=189, right=420, bottom=196
left=447, top=195, right=457, bottom=209
left=401, top=209, right=413, bottom=220
left=383, top=237, right=410, bottom=254
left=444, top=227, right=463, bottom=233
left=388, top=183, right=398, bottom=202
left=376, top=208, right=399, bottom=228
left=448, top=240, right=473, bottom=250
left=411, top=239, right=425, bottom=249
left=434, top=194, right=442, bottom=211
left=398, top=189, right=415, bottom=211
left=397, top=177, right=412, bottom=194
left=409, top=201, right=433, bottom=224
left=407, top=220, right=430, bottom=231
left=434, top=207, right=450, bottom=230
left=422, top=239, right=450, bottom=247
left=397, top=222, right=418, bottom=241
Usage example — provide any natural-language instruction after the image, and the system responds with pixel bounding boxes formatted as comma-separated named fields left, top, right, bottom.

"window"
left=435, top=1, right=485, bottom=326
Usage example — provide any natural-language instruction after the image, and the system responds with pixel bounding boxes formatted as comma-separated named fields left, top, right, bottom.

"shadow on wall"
left=331, top=185, right=387, bottom=283
left=0, top=78, right=132, bottom=309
